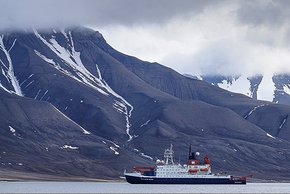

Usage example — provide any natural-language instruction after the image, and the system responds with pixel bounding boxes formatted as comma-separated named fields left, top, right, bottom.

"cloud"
left=100, top=0, right=290, bottom=76
left=236, top=0, right=290, bottom=28
left=1, top=0, right=290, bottom=77
left=0, top=0, right=220, bottom=30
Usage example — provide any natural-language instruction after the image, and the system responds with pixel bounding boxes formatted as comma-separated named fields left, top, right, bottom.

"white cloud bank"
left=1, top=0, right=290, bottom=77
left=100, top=1, right=290, bottom=76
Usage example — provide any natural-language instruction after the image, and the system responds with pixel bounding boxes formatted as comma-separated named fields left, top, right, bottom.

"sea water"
left=0, top=182, right=290, bottom=193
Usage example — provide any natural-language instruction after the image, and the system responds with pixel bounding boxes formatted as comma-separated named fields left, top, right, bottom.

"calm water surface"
left=0, top=182, right=290, bottom=193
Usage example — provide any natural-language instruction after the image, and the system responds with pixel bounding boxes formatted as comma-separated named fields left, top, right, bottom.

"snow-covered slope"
left=186, top=73, right=290, bottom=104
left=33, top=30, right=134, bottom=141
left=0, top=36, right=23, bottom=95
left=0, top=29, right=135, bottom=142
left=217, top=75, right=252, bottom=98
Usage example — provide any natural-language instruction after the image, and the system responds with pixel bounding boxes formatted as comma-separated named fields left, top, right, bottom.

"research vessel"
left=125, top=145, right=248, bottom=184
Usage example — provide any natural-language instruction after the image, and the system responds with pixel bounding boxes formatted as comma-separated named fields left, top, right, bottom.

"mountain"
left=0, top=90, right=151, bottom=180
left=0, top=27, right=290, bottom=180
left=186, top=74, right=290, bottom=105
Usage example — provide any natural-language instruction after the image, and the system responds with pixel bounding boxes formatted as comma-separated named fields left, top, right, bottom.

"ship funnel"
left=188, top=145, right=196, bottom=160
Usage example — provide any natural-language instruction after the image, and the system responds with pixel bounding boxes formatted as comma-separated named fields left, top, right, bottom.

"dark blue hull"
left=125, top=175, right=246, bottom=184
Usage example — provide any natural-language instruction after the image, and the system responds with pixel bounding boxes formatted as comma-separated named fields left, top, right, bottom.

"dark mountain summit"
left=0, top=27, right=290, bottom=180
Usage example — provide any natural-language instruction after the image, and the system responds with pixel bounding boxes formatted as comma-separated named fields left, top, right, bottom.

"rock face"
left=0, top=27, right=290, bottom=180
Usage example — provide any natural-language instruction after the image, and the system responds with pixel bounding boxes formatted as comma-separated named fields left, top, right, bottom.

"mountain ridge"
left=0, top=27, right=290, bottom=180
left=185, top=73, right=290, bottom=105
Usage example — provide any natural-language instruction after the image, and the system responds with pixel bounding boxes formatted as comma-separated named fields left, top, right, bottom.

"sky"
left=1, top=0, right=290, bottom=77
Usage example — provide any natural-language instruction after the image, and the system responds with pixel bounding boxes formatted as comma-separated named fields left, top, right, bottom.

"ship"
left=124, top=144, right=249, bottom=184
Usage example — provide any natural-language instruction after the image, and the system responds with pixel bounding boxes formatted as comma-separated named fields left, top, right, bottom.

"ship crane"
left=164, top=144, right=174, bottom=165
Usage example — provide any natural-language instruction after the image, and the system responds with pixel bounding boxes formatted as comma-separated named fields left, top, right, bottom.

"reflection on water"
left=0, top=182, right=290, bottom=193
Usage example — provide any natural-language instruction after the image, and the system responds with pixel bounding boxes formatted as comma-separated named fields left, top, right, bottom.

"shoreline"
left=0, top=170, right=289, bottom=183
left=0, top=169, right=122, bottom=182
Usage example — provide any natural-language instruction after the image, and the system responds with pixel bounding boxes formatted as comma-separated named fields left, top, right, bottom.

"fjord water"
left=1, top=182, right=290, bottom=193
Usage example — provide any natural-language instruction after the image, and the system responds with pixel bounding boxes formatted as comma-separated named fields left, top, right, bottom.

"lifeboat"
left=200, top=168, right=209, bottom=171
left=188, top=169, right=198, bottom=173
left=204, top=155, right=211, bottom=164
left=133, top=166, right=155, bottom=172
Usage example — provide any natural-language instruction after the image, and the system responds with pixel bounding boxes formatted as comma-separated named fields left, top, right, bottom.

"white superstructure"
left=125, top=145, right=248, bottom=184
left=152, top=144, right=225, bottom=178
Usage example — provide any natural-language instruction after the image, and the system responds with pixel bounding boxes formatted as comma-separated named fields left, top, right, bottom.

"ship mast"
left=164, top=144, right=174, bottom=165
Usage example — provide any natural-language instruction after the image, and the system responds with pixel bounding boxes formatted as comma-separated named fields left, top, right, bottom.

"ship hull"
left=125, top=175, right=246, bottom=184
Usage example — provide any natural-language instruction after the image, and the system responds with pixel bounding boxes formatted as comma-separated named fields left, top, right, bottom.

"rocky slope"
left=0, top=27, right=290, bottom=180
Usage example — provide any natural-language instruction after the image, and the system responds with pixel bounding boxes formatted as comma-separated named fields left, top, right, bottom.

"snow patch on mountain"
left=244, top=104, right=267, bottom=119
left=34, top=89, right=41, bottom=100
left=257, top=73, right=275, bottom=102
left=109, top=146, right=119, bottom=155
left=217, top=75, right=251, bottom=97
left=283, top=85, right=290, bottom=95
left=61, top=145, right=79, bottom=150
left=266, top=133, right=276, bottom=139
left=279, top=117, right=287, bottom=129
left=140, top=120, right=150, bottom=128
left=20, top=74, right=34, bottom=87
left=132, top=148, right=153, bottom=160
left=8, top=126, right=16, bottom=135
left=82, top=128, right=91, bottom=135
left=101, top=140, right=121, bottom=155
left=195, top=73, right=290, bottom=104
left=183, top=74, right=203, bottom=80
left=0, top=36, right=23, bottom=96
left=40, top=90, right=49, bottom=100
left=96, top=64, right=134, bottom=141
left=34, top=50, right=82, bottom=83
left=140, top=152, right=153, bottom=160
left=107, top=140, right=120, bottom=148
left=34, top=30, right=110, bottom=96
